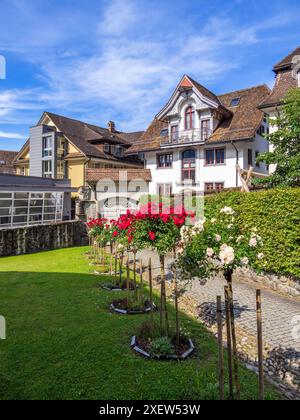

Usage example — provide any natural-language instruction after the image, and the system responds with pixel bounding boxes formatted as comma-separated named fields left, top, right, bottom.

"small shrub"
left=149, top=337, right=175, bottom=358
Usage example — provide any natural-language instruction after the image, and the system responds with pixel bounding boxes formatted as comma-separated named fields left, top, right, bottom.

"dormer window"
left=160, top=129, right=168, bottom=137
left=230, top=97, right=240, bottom=107
left=115, top=145, right=124, bottom=157
left=185, top=106, right=195, bottom=130
left=104, top=143, right=110, bottom=153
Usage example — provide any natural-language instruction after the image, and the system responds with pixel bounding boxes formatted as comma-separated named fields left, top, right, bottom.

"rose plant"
left=130, top=202, right=193, bottom=336
left=176, top=206, right=265, bottom=284
left=86, top=217, right=110, bottom=264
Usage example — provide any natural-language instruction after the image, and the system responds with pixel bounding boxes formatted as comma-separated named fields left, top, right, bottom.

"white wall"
left=242, top=134, right=269, bottom=174
left=145, top=143, right=247, bottom=194
left=268, top=110, right=278, bottom=174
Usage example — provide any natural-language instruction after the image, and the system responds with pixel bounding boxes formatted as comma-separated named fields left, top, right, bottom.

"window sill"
left=203, top=163, right=226, bottom=167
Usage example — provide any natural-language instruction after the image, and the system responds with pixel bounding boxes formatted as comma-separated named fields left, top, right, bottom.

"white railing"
left=161, top=128, right=212, bottom=146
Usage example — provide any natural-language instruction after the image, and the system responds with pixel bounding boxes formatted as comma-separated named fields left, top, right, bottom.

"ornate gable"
left=156, top=75, right=221, bottom=120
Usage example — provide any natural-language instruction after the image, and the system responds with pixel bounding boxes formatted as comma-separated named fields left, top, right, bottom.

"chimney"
left=108, top=121, right=116, bottom=133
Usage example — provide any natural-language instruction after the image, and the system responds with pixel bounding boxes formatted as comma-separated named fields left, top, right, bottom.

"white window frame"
left=42, top=160, right=53, bottom=178
left=42, top=135, right=53, bottom=158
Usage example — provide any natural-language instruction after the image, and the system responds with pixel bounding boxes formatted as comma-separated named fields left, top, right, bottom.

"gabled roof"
left=186, top=75, right=222, bottom=106
left=15, top=112, right=144, bottom=165
left=209, top=84, right=270, bottom=143
left=273, top=45, right=300, bottom=72
left=13, top=140, right=30, bottom=164
left=125, top=83, right=270, bottom=154
left=155, top=75, right=228, bottom=120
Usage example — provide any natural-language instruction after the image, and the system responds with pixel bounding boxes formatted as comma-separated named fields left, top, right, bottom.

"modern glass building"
left=0, top=174, right=76, bottom=228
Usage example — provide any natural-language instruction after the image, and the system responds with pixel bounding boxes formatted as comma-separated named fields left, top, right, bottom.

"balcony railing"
left=161, top=128, right=212, bottom=146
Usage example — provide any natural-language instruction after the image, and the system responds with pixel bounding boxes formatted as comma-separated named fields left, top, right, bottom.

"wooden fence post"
left=217, top=295, right=224, bottom=400
left=174, top=268, right=180, bottom=348
left=256, top=290, right=264, bottom=400
left=126, top=257, right=130, bottom=290
left=224, top=286, right=234, bottom=400
left=148, top=258, right=154, bottom=337
left=114, top=252, right=118, bottom=286
left=139, top=258, right=144, bottom=304
left=227, top=281, right=240, bottom=400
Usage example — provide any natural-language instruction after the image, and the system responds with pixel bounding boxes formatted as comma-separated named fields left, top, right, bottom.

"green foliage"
left=256, top=88, right=300, bottom=187
left=149, top=337, right=175, bottom=358
left=204, top=188, right=300, bottom=278
left=133, top=217, right=181, bottom=257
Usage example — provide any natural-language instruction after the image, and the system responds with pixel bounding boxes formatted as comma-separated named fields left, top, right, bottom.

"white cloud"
left=0, top=131, right=25, bottom=139
left=98, top=0, right=138, bottom=35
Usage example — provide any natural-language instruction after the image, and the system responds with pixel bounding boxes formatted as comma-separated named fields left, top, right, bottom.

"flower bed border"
left=130, top=335, right=195, bottom=360
left=110, top=302, right=156, bottom=315
left=94, top=270, right=119, bottom=276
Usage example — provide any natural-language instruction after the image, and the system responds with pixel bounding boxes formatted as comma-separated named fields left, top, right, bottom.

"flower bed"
left=110, top=298, right=156, bottom=314
left=130, top=335, right=194, bottom=360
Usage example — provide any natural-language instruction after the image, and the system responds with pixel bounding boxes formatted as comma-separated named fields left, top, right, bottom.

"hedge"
left=204, top=188, right=300, bottom=279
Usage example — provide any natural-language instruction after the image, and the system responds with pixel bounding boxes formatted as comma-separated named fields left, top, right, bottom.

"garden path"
left=135, top=249, right=300, bottom=352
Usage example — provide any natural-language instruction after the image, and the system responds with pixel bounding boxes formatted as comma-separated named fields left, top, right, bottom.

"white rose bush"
left=175, top=206, right=265, bottom=284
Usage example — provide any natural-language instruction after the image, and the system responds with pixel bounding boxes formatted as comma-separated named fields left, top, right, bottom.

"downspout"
left=231, top=141, right=239, bottom=188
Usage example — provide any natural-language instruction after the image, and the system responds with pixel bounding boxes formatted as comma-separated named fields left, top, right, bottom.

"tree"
left=257, top=88, right=300, bottom=187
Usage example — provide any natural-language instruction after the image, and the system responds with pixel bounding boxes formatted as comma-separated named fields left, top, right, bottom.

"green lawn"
left=0, top=247, right=280, bottom=400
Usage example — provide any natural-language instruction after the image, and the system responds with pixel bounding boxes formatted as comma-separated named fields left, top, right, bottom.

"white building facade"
left=127, top=75, right=270, bottom=194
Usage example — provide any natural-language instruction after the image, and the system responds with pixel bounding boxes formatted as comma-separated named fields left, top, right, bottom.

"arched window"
left=184, top=106, right=195, bottom=130
left=182, top=149, right=196, bottom=182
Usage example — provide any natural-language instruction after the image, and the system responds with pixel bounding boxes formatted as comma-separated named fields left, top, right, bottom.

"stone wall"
left=0, top=221, right=88, bottom=257
left=235, top=268, right=300, bottom=299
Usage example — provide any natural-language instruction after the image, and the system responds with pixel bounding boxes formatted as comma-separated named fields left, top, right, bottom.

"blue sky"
left=0, top=0, right=300, bottom=151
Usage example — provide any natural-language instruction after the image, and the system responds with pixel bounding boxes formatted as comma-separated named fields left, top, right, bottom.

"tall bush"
left=203, top=188, right=300, bottom=278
